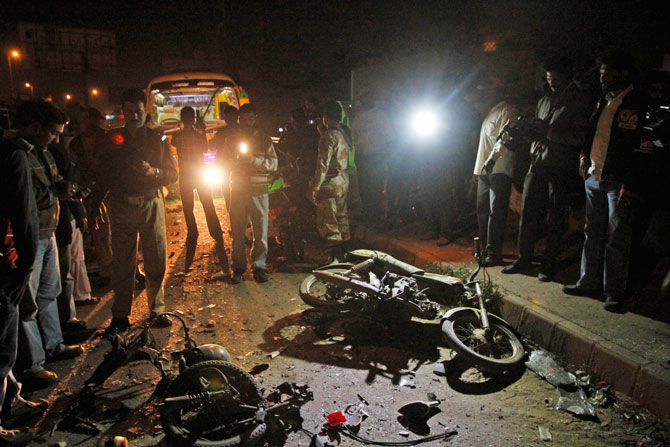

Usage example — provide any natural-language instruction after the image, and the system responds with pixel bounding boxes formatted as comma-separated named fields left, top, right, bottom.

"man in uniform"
left=95, top=89, right=178, bottom=335
left=171, top=106, right=225, bottom=268
left=222, top=104, right=277, bottom=284
left=308, top=101, right=351, bottom=261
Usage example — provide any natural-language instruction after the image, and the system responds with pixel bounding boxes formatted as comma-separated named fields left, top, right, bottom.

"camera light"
left=412, top=110, right=439, bottom=138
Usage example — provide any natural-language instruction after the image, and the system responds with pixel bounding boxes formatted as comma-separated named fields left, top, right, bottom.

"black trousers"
left=517, top=166, right=570, bottom=264
left=179, top=175, right=223, bottom=242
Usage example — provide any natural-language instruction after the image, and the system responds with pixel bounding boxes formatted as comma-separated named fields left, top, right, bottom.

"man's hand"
left=135, top=160, right=156, bottom=177
left=76, top=217, right=88, bottom=233
left=482, top=159, right=496, bottom=175
left=617, top=190, right=639, bottom=209
left=579, top=158, right=590, bottom=180
left=91, top=206, right=105, bottom=231
left=307, top=189, right=318, bottom=205
left=55, top=181, right=78, bottom=201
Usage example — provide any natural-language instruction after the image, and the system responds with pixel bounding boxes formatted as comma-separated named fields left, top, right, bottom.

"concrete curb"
left=354, top=225, right=670, bottom=420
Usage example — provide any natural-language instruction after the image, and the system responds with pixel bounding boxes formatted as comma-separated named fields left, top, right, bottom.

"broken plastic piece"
left=326, top=411, right=347, bottom=427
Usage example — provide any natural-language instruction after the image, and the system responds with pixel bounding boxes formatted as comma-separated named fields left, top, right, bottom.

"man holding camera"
left=222, top=104, right=277, bottom=284
left=502, top=57, right=591, bottom=281
left=96, top=89, right=178, bottom=334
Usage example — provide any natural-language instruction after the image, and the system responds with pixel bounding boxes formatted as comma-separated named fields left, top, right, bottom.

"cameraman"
left=502, top=57, right=592, bottom=281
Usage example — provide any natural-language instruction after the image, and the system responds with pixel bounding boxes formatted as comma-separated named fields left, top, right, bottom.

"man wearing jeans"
left=474, top=98, right=518, bottom=265
left=563, top=51, right=648, bottom=311
left=9, top=101, right=83, bottom=390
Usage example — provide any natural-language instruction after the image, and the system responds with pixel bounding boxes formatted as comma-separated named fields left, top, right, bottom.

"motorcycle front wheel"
left=299, top=264, right=362, bottom=309
left=442, top=308, right=525, bottom=374
left=160, top=360, right=267, bottom=446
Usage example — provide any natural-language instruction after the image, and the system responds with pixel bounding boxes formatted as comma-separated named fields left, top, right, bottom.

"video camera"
left=643, top=103, right=670, bottom=148
left=496, top=113, right=547, bottom=153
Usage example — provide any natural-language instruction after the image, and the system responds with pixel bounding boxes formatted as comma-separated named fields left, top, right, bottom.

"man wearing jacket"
left=10, top=101, right=84, bottom=390
left=0, top=131, right=48, bottom=445
left=563, top=51, right=647, bottom=311
left=223, top=104, right=278, bottom=284
left=308, top=101, right=351, bottom=261
left=475, top=98, right=518, bottom=265
left=95, top=89, right=178, bottom=334
left=502, top=58, right=592, bottom=281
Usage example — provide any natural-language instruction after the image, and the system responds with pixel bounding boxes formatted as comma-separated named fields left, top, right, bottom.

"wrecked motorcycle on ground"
left=299, top=238, right=525, bottom=373
left=58, top=313, right=305, bottom=447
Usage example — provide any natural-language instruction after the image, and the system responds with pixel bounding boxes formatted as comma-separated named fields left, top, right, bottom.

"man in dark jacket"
left=0, top=135, right=49, bottom=445
left=95, top=89, right=178, bottom=334
left=562, top=51, right=647, bottom=311
left=502, top=57, right=592, bottom=280
left=10, top=101, right=84, bottom=390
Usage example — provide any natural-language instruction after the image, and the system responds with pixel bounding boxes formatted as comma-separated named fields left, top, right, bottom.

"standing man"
left=0, top=124, right=48, bottom=445
left=502, top=57, right=591, bottom=281
left=474, top=98, right=518, bottom=265
left=352, top=91, right=393, bottom=222
left=563, top=51, right=646, bottom=311
left=171, top=106, right=225, bottom=268
left=10, top=101, right=83, bottom=389
left=211, top=105, right=240, bottom=211
left=96, top=89, right=178, bottom=334
left=223, top=104, right=277, bottom=284
left=308, top=101, right=351, bottom=261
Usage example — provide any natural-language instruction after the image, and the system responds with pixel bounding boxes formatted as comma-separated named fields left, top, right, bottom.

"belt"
left=115, top=190, right=159, bottom=205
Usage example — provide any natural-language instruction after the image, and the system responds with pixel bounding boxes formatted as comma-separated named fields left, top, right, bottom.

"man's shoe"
left=104, top=317, right=131, bottom=336
left=253, top=269, right=269, bottom=283
left=604, top=295, right=626, bottom=312
left=47, top=344, right=84, bottom=362
left=435, top=236, right=451, bottom=247
left=537, top=264, right=554, bottom=282
left=419, top=231, right=439, bottom=241
left=19, top=369, right=57, bottom=391
left=63, top=318, right=87, bottom=332
left=2, top=398, right=48, bottom=429
left=482, top=253, right=503, bottom=267
left=0, top=427, right=34, bottom=446
left=231, top=271, right=244, bottom=284
left=150, top=312, right=172, bottom=328
left=562, top=284, right=603, bottom=297
left=501, top=259, right=532, bottom=274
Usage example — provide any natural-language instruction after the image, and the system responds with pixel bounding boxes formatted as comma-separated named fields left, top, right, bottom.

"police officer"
left=308, top=101, right=351, bottom=261
left=95, top=88, right=178, bottom=334
left=222, top=104, right=277, bottom=284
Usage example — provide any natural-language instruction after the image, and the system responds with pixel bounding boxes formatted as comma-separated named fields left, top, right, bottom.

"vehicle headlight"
left=205, top=167, right=222, bottom=185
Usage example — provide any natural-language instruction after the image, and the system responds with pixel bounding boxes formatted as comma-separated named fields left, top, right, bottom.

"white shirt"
left=352, top=105, right=393, bottom=156
left=589, top=84, right=633, bottom=181
left=474, top=101, right=516, bottom=177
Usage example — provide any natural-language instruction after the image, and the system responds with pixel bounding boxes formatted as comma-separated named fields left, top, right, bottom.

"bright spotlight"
left=239, top=142, right=248, bottom=154
left=204, top=167, right=222, bottom=185
left=412, top=110, right=439, bottom=138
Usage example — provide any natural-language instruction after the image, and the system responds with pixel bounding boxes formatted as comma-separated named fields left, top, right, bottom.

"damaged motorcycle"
left=299, top=238, right=525, bottom=373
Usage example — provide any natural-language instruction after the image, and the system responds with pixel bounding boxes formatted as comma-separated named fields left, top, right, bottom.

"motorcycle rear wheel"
left=442, top=308, right=525, bottom=374
left=299, top=264, right=362, bottom=309
left=160, top=360, right=267, bottom=446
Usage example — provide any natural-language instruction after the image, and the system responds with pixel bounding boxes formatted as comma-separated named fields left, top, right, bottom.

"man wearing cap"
left=502, top=56, right=592, bottom=281
left=95, top=88, right=178, bottom=335
left=222, top=104, right=277, bottom=284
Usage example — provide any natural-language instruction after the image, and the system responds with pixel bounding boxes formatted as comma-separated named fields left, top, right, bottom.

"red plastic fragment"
left=326, top=411, right=347, bottom=427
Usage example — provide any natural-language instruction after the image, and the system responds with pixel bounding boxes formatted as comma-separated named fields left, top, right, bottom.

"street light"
left=65, top=94, right=72, bottom=101
left=91, top=88, right=99, bottom=96
left=24, top=82, right=34, bottom=97
left=7, top=49, right=20, bottom=104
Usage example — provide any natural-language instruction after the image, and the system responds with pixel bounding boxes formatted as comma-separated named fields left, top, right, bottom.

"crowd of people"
left=1, top=48, right=669, bottom=444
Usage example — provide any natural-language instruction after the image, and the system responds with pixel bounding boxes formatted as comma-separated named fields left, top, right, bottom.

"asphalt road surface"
left=28, top=198, right=668, bottom=446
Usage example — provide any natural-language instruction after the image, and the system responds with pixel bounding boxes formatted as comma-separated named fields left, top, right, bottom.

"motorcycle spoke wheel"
left=442, top=309, right=525, bottom=374
left=299, top=266, right=361, bottom=309
left=160, top=360, right=267, bottom=446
